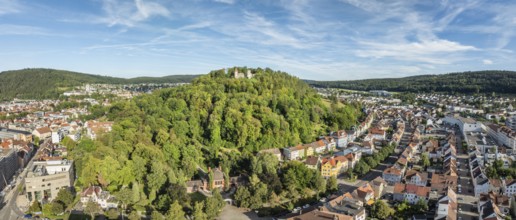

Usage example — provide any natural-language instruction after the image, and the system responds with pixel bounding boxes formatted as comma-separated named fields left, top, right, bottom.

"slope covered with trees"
left=69, top=67, right=362, bottom=217
left=0, top=68, right=199, bottom=100
left=307, top=70, right=516, bottom=94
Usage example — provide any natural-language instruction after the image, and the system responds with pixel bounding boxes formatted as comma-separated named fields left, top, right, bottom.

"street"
left=0, top=138, right=49, bottom=220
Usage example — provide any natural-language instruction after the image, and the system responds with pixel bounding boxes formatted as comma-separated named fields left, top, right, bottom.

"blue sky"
left=1, top=0, right=515, bottom=80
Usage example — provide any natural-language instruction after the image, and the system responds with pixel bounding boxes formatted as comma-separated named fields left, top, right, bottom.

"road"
left=0, top=138, right=49, bottom=220
left=447, top=126, right=479, bottom=220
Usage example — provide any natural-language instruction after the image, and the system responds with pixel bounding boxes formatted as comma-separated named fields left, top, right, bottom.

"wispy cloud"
left=0, top=0, right=21, bottom=15
left=483, top=59, right=493, bottom=65
left=0, top=24, right=51, bottom=36
left=213, top=0, right=235, bottom=4
left=96, top=0, right=170, bottom=27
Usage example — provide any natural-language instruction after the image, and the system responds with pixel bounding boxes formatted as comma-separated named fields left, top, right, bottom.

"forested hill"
left=71, top=68, right=362, bottom=216
left=0, top=68, right=199, bottom=100
left=306, top=70, right=516, bottom=94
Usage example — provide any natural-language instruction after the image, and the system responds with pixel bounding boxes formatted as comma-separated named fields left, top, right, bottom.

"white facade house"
left=504, top=180, right=516, bottom=196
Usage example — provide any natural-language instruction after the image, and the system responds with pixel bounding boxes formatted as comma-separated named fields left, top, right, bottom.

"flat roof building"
left=25, top=160, right=74, bottom=202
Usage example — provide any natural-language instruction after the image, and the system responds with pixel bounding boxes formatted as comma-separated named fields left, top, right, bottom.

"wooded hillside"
left=306, top=70, right=516, bottom=94
left=0, top=68, right=199, bottom=100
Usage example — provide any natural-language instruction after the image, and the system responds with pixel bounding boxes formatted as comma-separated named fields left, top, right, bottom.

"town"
left=1, top=84, right=515, bottom=220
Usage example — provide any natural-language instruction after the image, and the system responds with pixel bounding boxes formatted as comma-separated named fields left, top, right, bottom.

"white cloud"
left=213, top=0, right=235, bottom=4
left=355, top=39, right=478, bottom=64
left=482, top=59, right=493, bottom=65
left=97, top=0, right=170, bottom=27
left=0, top=0, right=20, bottom=15
left=0, top=24, right=50, bottom=36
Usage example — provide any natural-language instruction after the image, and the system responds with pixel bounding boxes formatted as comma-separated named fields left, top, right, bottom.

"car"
left=303, top=204, right=310, bottom=209
left=23, top=214, right=32, bottom=219
left=319, top=197, right=327, bottom=202
left=459, top=208, right=462, bottom=213
left=458, top=197, right=464, bottom=201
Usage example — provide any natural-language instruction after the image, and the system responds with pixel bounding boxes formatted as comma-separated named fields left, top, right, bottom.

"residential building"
left=404, top=169, right=428, bottom=187
left=393, top=183, right=430, bottom=204
left=434, top=188, right=457, bottom=220
left=504, top=179, right=516, bottom=196
left=370, top=177, right=387, bottom=200
left=259, top=148, right=282, bottom=161
left=430, top=174, right=457, bottom=194
left=0, top=148, right=19, bottom=191
left=332, top=130, right=348, bottom=148
left=283, top=144, right=304, bottom=160
left=475, top=176, right=490, bottom=197
left=506, top=116, right=516, bottom=130
left=25, top=160, right=74, bottom=202
left=32, top=127, right=52, bottom=139
left=85, top=121, right=114, bottom=140
left=324, top=197, right=366, bottom=220
left=479, top=200, right=505, bottom=220
left=321, top=157, right=342, bottom=178
left=305, top=156, right=321, bottom=170
left=479, top=192, right=511, bottom=217
left=383, top=166, right=403, bottom=185
left=80, top=186, right=118, bottom=209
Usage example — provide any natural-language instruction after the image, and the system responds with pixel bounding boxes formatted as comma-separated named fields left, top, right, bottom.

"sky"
left=0, top=0, right=516, bottom=80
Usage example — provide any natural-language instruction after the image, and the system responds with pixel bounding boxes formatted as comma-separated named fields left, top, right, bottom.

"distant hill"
left=0, top=68, right=200, bottom=100
left=306, top=70, right=516, bottom=94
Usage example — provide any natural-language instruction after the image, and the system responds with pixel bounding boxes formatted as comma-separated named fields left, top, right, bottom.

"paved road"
left=0, top=138, right=49, bottom=220
left=456, top=139, right=479, bottom=220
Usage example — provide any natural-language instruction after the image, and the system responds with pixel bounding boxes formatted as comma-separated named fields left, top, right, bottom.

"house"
left=209, top=167, right=225, bottom=190
left=321, top=157, right=342, bottom=178
left=284, top=144, right=304, bottom=160
left=323, top=136, right=337, bottom=152
left=475, top=176, right=490, bottom=196
left=370, top=177, right=387, bottom=200
left=332, top=130, right=348, bottom=148
left=354, top=183, right=375, bottom=205
left=80, top=186, right=118, bottom=209
left=434, top=188, right=457, bottom=220
left=383, top=166, right=403, bottom=185
left=479, top=200, right=506, bottom=220
left=85, top=121, right=114, bottom=140
left=504, top=179, right=516, bottom=196
left=259, top=148, right=282, bottom=161
left=393, top=183, right=430, bottom=204
left=303, top=144, right=315, bottom=157
left=281, top=208, right=354, bottom=220
left=305, top=156, right=321, bottom=170
left=489, top=179, right=503, bottom=194
left=32, top=127, right=52, bottom=139
left=369, top=127, right=386, bottom=140
left=324, top=197, right=366, bottom=220
left=344, top=152, right=361, bottom=169
left=334, top=155, right=349, bottom=173
left=430, top=174, right=458, bottom=194
left=313, top=140, right=327, bottom=154
left=404, top=169, right=428, bottom=187
left=479, top=192, right=511, bottom=217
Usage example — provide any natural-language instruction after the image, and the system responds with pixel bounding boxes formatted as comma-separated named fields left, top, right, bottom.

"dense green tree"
left=128, top=210, right=140, bottom=220
left=28, top=200, right=41, bottom=213
left=55, top=188, right=74, bottom=209
left=371, top=200, right=394, bottom=219
left=234, top=186, right=251, bottom=208
left=166, top=201, right=186, bottom=220
left=421, top=153, right=430, bottom=169
left=106, top=208, right=119, bottom=220
left=84, top=201, right=101, bottom=220
left=193, top=201, right=208, bottom=220
left=327, top=176, right=338, bottom=192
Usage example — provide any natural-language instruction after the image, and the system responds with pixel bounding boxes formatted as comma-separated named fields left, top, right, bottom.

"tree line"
left=307, top=70, right=516, bottom=94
